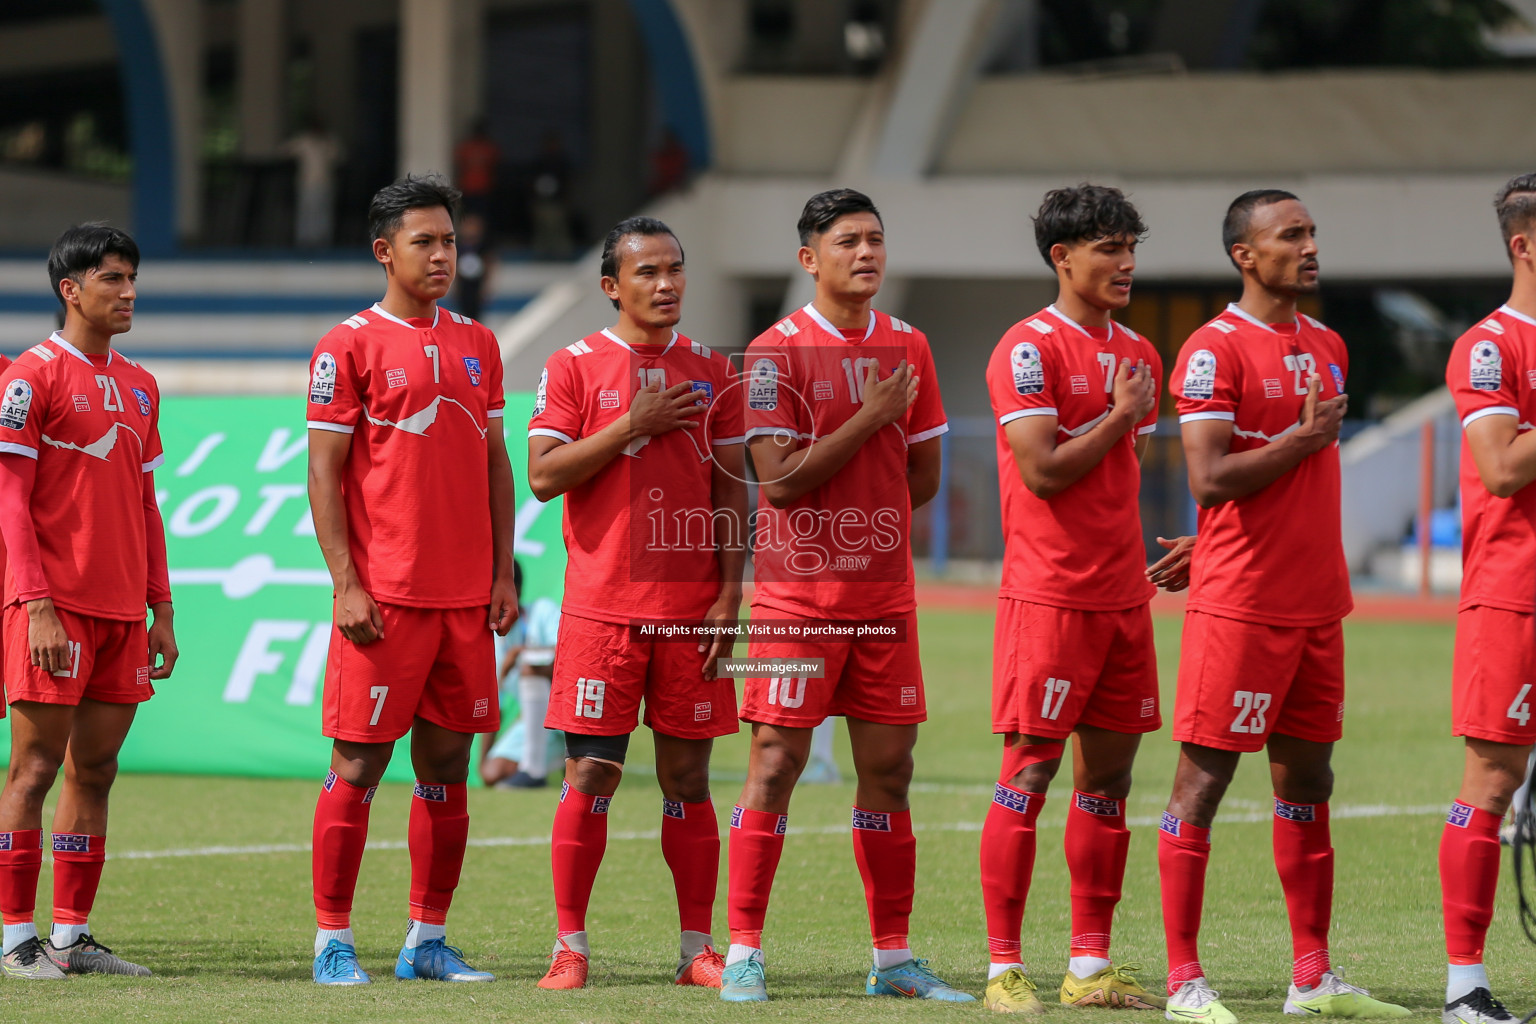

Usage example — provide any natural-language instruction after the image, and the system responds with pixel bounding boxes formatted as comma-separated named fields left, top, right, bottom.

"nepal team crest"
left=463, top=356, right=482, bottom=387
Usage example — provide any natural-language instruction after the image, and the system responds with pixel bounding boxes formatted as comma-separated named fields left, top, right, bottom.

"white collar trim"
left=1499, top=304, right=1536, bottom=329
left=803, top=303, right=876, bottom=343
left=601, top=328, right=678, bottom=355
left=48, top=331, right=112, bottom=367
left=1223, top=302, right=1299, bottom=334
left=1045, top=304, right=1123, bottom=340
left=370, top=303, right=440, bottom=329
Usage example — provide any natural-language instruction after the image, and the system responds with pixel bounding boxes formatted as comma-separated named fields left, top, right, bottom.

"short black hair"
left=797, top=188, right=882, bottom=246
left=47, top=223, right=139, bottom=310
left=1495, top=173, right=1536, bottom=261
left=599, top=216, right=683, bottom=309
left=368, top=174, right=461, bottom=242
left=1221, top=189, right=1299, bottom=268
left=1032, top=184, right=1146, bottom=269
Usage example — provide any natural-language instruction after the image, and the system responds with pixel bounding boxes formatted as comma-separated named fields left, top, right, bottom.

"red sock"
left=1066, top=791, right=1128, bottom=959
left=661, top=799, right=719, bottom=935
left=1440, top=800, right=1501, bottom=964
left=312, top=771, right=376, bottom=929
left=51, top=833, right=106, bottom=926
left=1158, top=813, right=1210, bottom=994
left=726, top=806, right=787, bottom=948
left=551, top=781, right=610, bottom=935
left=851, top=807, right=915, bottom=949
left=408, top=781, right=468, bottom=925
left=1273, top=798, right=1333, bottom=988
left=0, top=829, right=43, bottom=927
left=980, top=784, right=1045, bottom=964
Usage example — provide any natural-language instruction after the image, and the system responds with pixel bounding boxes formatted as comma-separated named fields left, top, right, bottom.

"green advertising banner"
left=0, top=394, right=565, bottom=782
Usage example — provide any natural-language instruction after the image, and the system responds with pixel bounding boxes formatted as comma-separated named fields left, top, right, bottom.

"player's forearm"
left=1475, top=428, right=1536, bottom=498
left=0, top=454, right=49, bottom=602
left=712, top=473, right=749, bottom=591
left=1189, top=440, right=1310, bottom=507
left=306, top=472, right=360, bottom=591
left=1019, top=412, right=1135, bottom=499
left=528, top=417, right=633, bottom=500
left=142, top=472, right=172, bottom=607
left=754, top=411, right=884, bottom=507
left=487, top=442, right=516, bottom=578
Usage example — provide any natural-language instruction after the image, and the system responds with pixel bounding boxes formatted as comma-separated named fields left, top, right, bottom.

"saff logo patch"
left=749, top=357, right=779, bottom=410
left=1183, top=349, right=1217, bottom=400
left=1011, top=341, right=1044, bottom=395
left=310, top=353, right=337, bottom=405
left=0, top=378, right=33, bottom=430
left=1328, top=363, right=1346, bottom=394
left=463, top=357, right=482, bottom=386
left=132, top=387, right=152, bottom=416
left=1471, top=340, right=1502, bottom=391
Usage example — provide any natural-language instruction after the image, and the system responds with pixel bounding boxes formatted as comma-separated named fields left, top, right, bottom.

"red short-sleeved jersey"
left=528, top=329, right=745, bottom=624
left=745, top=304, right=948, bottom=620
left=0, top=334, right=164, bottom=619
left=986, top=305, right=1161, bottom=611
left=1170, top=303, right=1352, bottom=627
left=305, top=304, right=505, bottom=609
left=0, top=352, right=8, bottom=604
left=1447, top=305, right=1536, bottom=614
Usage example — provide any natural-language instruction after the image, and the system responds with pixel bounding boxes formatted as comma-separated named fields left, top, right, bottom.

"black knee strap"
left=565, top=731, right=631, bottom=765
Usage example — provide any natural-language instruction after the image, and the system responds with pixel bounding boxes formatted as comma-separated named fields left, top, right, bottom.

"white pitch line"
left=103, top=804, right=1449, bottom=863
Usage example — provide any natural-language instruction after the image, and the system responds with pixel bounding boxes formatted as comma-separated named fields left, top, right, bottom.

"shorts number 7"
left=369, top=685, right=389, bottom=727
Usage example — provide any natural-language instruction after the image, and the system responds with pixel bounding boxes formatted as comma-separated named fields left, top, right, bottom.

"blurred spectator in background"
left=454, top=212, right=494, bottom=321
left=647, top=128, right=690, bottom=198
left=281, top=115, right=342, bottom=248
left=528, top=130, right=574, bottom=258
left=481, top=561, right=563, bottom=789
left=454, top=117, right=502, bottom=233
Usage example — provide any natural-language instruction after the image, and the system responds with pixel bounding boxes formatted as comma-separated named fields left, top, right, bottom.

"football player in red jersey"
left=0, top=224, right=177, bottom=979
left=526, top=216, right=746, bottom=990
left=719, top=189, right=969, bottom=1003
left=1436, top=173, right=1536, bottom=1024
left=305, top=176, right=516, bottom=985
left=1158, top=192, right=1406, bottom=1022
left=980, top=184, right=1187, bottom=1013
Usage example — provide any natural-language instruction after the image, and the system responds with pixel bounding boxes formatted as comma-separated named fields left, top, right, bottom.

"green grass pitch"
left=1, top=609, right=1526, bottom=1022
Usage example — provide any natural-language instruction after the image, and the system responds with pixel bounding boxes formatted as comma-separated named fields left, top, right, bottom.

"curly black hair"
left=1033, top=184, right=1147, bottom=270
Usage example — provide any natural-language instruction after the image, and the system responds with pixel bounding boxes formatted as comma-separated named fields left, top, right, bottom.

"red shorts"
left=546, top=613, right=738, bottom=739
left=1453, top=605, right=1536, bottom=745
left=1174, top=611, right=1344, bottom=753
left=740, top=608, right=924, bottom=728
left=3, top=604, right=153, bottom=707
left=322, top=603, right=497, bottom=742
left=991, top=598, right=1159, bottom=739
